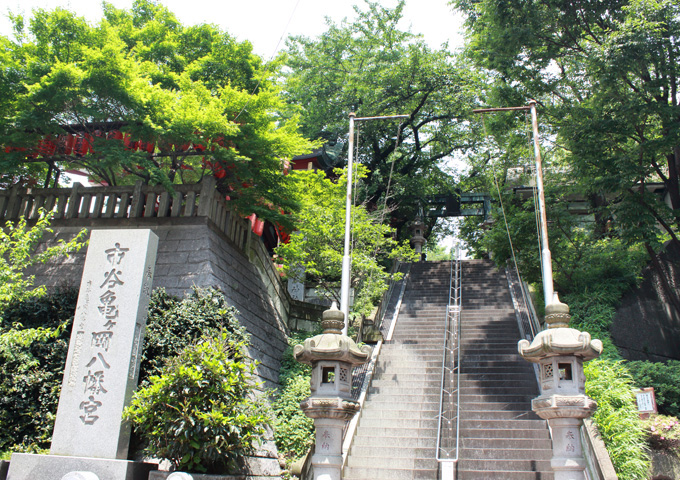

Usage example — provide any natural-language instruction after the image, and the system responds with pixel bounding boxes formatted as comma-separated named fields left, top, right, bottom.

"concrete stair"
left=344, top=261, right=450, bottom=480
left=456, top=260, right=553, bottom=480
left=343, top=260, right=553, bottom=480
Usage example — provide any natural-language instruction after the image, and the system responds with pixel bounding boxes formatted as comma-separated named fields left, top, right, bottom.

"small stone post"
left=410, top=215, right=426, bottom=258
left=518, top=299, right=603, bottom=480
left=294, top=303, right=371, bottom=480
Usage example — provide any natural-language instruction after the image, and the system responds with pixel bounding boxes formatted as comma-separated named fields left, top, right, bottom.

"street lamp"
left=340, top=112, right=409, bottom=334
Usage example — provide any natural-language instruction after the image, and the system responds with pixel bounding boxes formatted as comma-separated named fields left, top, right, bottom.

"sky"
left=0, top=0, right=466, bottom=57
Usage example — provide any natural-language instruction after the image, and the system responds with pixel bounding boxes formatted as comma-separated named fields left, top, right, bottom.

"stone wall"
left=26, top=216, right=292, bottom=389
left=611, top=242, right=680, bottom=362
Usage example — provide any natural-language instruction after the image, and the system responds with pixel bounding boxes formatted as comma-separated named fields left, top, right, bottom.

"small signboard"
left=635, top=387, right=657, bottom=419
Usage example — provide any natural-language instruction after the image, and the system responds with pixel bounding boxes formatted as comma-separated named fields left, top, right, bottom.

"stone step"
left=352, top=435, right=436, bottom=448
left=343, top=466, right=435, bottom=479
left=370, top=373, right=442, bottom=383
left=354, top=426, right=437, bottom=439
left=457, top=409, right=541, bottom=420
left=457, top=469, right=554, bottom=480
left=459, top=447, right=552, bottom=461
left=345, top=453, right=437, bottom=470
left=458, top=386, right=539, bottom=396
left=358, top=417, right=438, bottom=429
left=459, top=394, right=536, bottom=404
left=460, top=401, right=533, bottom=411
left=457, top=459, right=552, bottom=472
left=358, top=407, right=439, bottom=419
left=460, top=418, right=548, bottom=430
left=458, top=427, right=551, bottom=439
left=460, top=437, right=553, bottom=450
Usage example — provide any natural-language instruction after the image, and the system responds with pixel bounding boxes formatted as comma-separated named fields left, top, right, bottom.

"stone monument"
left=294, top=303, right=371, bottom=480
left=518, top=298, right=603, bottom=480
left=8, top=229, right=159, bottom=480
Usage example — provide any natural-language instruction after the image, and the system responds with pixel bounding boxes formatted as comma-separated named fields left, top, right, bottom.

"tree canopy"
left=453, top=0, right=680, bottom=251
left=0, top=0, right=317, bottom=225
left=274, top=166, right=416, bottom=318
left=283, top=0, right=481, bottom=238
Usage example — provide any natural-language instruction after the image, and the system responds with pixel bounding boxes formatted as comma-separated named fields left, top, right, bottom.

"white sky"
left=0, top=0, right=466, bottom=56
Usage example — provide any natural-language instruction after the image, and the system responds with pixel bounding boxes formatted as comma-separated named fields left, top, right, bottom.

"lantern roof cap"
left=518, top=327, right=603, bottom=362
left=294, top=303, right=371, bottom=365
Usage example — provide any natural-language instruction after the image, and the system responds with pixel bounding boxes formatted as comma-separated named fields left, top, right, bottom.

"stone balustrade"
left=0, top=177, right=250, bottom=252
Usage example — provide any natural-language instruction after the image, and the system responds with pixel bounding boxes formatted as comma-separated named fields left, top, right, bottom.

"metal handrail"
left=436, top=245, right=462, bottom=468
left=505, top=263, right=541, bottom=341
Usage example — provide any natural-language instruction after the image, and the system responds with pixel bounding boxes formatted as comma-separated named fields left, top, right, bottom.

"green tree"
left=1, top=1, right=317, bottom=226
left=0, top=210, right=86, bottom=311
left=452, top=0, right=680, bottom=308
left=283, top=0, right=481, bottom=238
left=274, top=166, right=416, bottom=319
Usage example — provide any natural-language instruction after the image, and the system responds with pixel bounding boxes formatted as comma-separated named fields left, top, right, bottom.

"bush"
left=627, top=360, right=680, bottom=418
left=272, top=331, right=315, bottom=465
left=0, top=286, right=247, bottom=453
left=0, top=288, right=78, bottom=451
left=643, top=415, right=680, bottom=454
left=141, top=287, right=246, bottom=383
left=584, top=359, right=650, bottom=479
left=124, top=330, right=266, bottom=474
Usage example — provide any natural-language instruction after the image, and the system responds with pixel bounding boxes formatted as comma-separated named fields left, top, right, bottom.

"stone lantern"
left=294, top=303, right=371, bottom=480
left=410, top=214, right=426, bottom=258
left=518, top=299, right=603, bottom=480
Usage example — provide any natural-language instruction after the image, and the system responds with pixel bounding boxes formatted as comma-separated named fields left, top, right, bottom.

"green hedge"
left=627, top=360, right=680, bottom=418
left=584, top=359, right=650, bottom=479
left=0, top=288, right=78, bottom=451
left=0, top=286, right=246, bottom=453
left=124, top=330, right=265, bottom=474
left=271, top=331, right=315, bottom=466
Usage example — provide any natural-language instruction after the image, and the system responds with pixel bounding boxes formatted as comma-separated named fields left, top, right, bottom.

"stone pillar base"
left=548, top=418, right=587, bottom=480
left=7, top=453, right=157, bottom=480
left=311, top=418, right=345, bottom=480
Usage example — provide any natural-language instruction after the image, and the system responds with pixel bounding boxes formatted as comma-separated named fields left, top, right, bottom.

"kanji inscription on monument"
left=50, top=229, right=158, bottom=459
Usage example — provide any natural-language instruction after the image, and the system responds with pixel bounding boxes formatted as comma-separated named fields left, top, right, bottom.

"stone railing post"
left=197, top=176, right=217, bottom=218
left=129, top=180, right=145, bottom=218
left=65, top=183, right=83, bottom=219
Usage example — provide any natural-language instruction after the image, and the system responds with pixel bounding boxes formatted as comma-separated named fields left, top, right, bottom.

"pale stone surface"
left=60, top=472, right=100, bottom=480
left=6, top=454, right=156, bottom=480
left=50, top=229, right=158, bottom=459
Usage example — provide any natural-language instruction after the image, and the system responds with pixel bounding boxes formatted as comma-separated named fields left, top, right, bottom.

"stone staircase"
left=344, top=261, right=450, bottom=479
left=457, top=260, right=553, bottom=479
left=344, top=260, right=554, bottom=480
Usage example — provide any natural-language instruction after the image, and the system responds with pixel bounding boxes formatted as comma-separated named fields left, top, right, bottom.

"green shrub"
left=272, top=331, right=315, bottom=465
left=585, top=359, right=650, bottom=479
left=273, top=374, right=313, bottom=461
left=0, top=288, right=78, bottom=451
left=124, top=330, right=266, bottom=474
left=141, top=287, right=246, bottom=383
left=0, top=286, right=246, bottom=453
left=627, top=360, right=680, bottom=418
